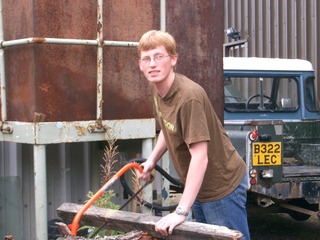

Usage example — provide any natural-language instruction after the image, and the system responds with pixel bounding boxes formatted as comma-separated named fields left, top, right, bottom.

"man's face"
left=139, top=46, right=177, bottom=84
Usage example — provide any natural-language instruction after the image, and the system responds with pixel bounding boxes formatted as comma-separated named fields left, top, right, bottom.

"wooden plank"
left=57, top=203, right=242, bottom=240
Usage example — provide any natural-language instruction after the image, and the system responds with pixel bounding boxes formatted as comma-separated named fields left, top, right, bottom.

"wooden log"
left=56, top=230, right=153, bottom=240
left=4, top=236, right=14, bottom=240
left=55, top=222, right=71, bottom=237
left=57, top=203, right=242, bottom=240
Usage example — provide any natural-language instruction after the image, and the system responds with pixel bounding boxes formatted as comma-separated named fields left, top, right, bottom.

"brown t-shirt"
left=153, top=73, right=246, bottom=202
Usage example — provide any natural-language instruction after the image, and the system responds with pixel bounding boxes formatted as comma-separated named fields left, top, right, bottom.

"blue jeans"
left=192, top=174, right=250, bottom=240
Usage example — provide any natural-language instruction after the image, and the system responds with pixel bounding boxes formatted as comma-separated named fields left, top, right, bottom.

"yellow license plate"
left=252, top=142, right=282, bottom=166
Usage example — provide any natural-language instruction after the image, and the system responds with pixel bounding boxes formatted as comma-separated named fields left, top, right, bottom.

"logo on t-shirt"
left=163, top=119, right=174, bottom=132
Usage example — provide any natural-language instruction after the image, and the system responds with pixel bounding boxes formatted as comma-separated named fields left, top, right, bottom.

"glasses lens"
left=155, top=55, right=164, bottom=61
left=141, top=58, right=150, bottom=64
left=141, top=55, right=169, bottom=65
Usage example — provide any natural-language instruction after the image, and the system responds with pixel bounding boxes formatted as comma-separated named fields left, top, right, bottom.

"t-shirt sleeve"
left=180, top=99, right=211, bottom=146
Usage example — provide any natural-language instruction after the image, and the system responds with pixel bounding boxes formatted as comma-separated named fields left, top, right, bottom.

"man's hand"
left=136, top=160, right=154, bottom=182
left=155, top=212, right=186, bottom=237
left=137, top=130, right=167, bottom=181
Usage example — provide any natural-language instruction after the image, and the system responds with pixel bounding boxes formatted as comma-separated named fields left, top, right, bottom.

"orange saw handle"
left=70, top=162, right=143, bottom=236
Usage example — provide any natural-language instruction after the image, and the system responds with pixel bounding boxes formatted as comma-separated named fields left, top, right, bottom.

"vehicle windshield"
left=224, top=76, right=300, bottom=112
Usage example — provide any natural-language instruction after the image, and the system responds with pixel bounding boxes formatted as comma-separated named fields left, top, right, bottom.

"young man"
left=137, top=30, right=250, bottom=240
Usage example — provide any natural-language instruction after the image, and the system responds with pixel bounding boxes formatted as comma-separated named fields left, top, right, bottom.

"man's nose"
left=149, top=57, right=157, bottom=66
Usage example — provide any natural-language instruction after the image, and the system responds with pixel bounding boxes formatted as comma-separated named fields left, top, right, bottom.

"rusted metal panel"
left=2, top=0, right=35, bottom=122
left=2, top=0, right=224, bottom=122
left=167, top=0, right=224, bottom=122
left=32, top=0, right=99, bottom=122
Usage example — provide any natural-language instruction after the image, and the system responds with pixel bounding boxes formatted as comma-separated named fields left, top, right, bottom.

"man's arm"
left=155, top=141, right=208, bottom=237
left=178, top=140, right=208, bottom=213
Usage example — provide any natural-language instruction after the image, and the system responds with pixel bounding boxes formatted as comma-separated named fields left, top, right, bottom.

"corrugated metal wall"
left=0, top=142, right=91, bottom=239
left=224, top=0, right=319, bottom=101
left=0, top=141, right=142, bottom=239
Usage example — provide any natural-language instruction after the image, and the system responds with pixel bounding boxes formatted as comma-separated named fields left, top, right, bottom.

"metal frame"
left=223, top=38, right=249, bottom=57
left=0, top=0, right=168, bottom=238
left=0, top=119, right=155, bottom=144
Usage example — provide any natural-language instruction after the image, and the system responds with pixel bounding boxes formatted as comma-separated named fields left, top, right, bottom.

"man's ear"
left=171, top=55, right=178, bottom=67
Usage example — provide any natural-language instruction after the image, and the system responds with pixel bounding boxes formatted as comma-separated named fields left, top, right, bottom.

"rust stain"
left=87, top=123, right=95, bottom=133
left=33, top=112, right=46, bottom=122
left=32, top=37, right=46, bottom=43
left=99, top=99, right=103, bottom=110
left=97, top=21, right=102, bottom=34
left=98, top=38, right=104, bottom=46
left=96, top=119, right=103, bottom=129
left=75, top=125, right=86, bottom=136
left=39, top=82, right=51, bottom=93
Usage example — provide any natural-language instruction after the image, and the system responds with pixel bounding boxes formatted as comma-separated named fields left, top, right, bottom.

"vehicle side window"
left=304, top=77, right=317, bottom=112
left=224, top=76, right=298, bottom=112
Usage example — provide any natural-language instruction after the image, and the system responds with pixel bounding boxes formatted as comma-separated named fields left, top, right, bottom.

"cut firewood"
left=57, top=202, right=242, bottom=240
left=56, top=222, right=72, bottom=237
left=56, top=230, right=154, bottom=240
left=4, top=236, right=14, bottom=240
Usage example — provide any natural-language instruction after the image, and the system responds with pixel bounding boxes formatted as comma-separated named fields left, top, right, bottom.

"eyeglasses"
left=140, top=55, right=170, bottom=65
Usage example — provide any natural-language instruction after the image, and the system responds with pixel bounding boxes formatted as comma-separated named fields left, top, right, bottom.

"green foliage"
left=78, top=137, right=126, bottom=238
left=79, top=190, right=124, bottom=237
left=78, top=225, right=106, bottom=238
left=86, top=190, right=120, bottom=210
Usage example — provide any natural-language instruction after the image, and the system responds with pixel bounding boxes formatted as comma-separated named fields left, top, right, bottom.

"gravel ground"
left=248, top=213, right=320, bottom=240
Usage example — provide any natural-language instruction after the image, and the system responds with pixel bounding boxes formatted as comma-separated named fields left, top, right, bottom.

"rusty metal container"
left=2, top=0, right=224, bottom=122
